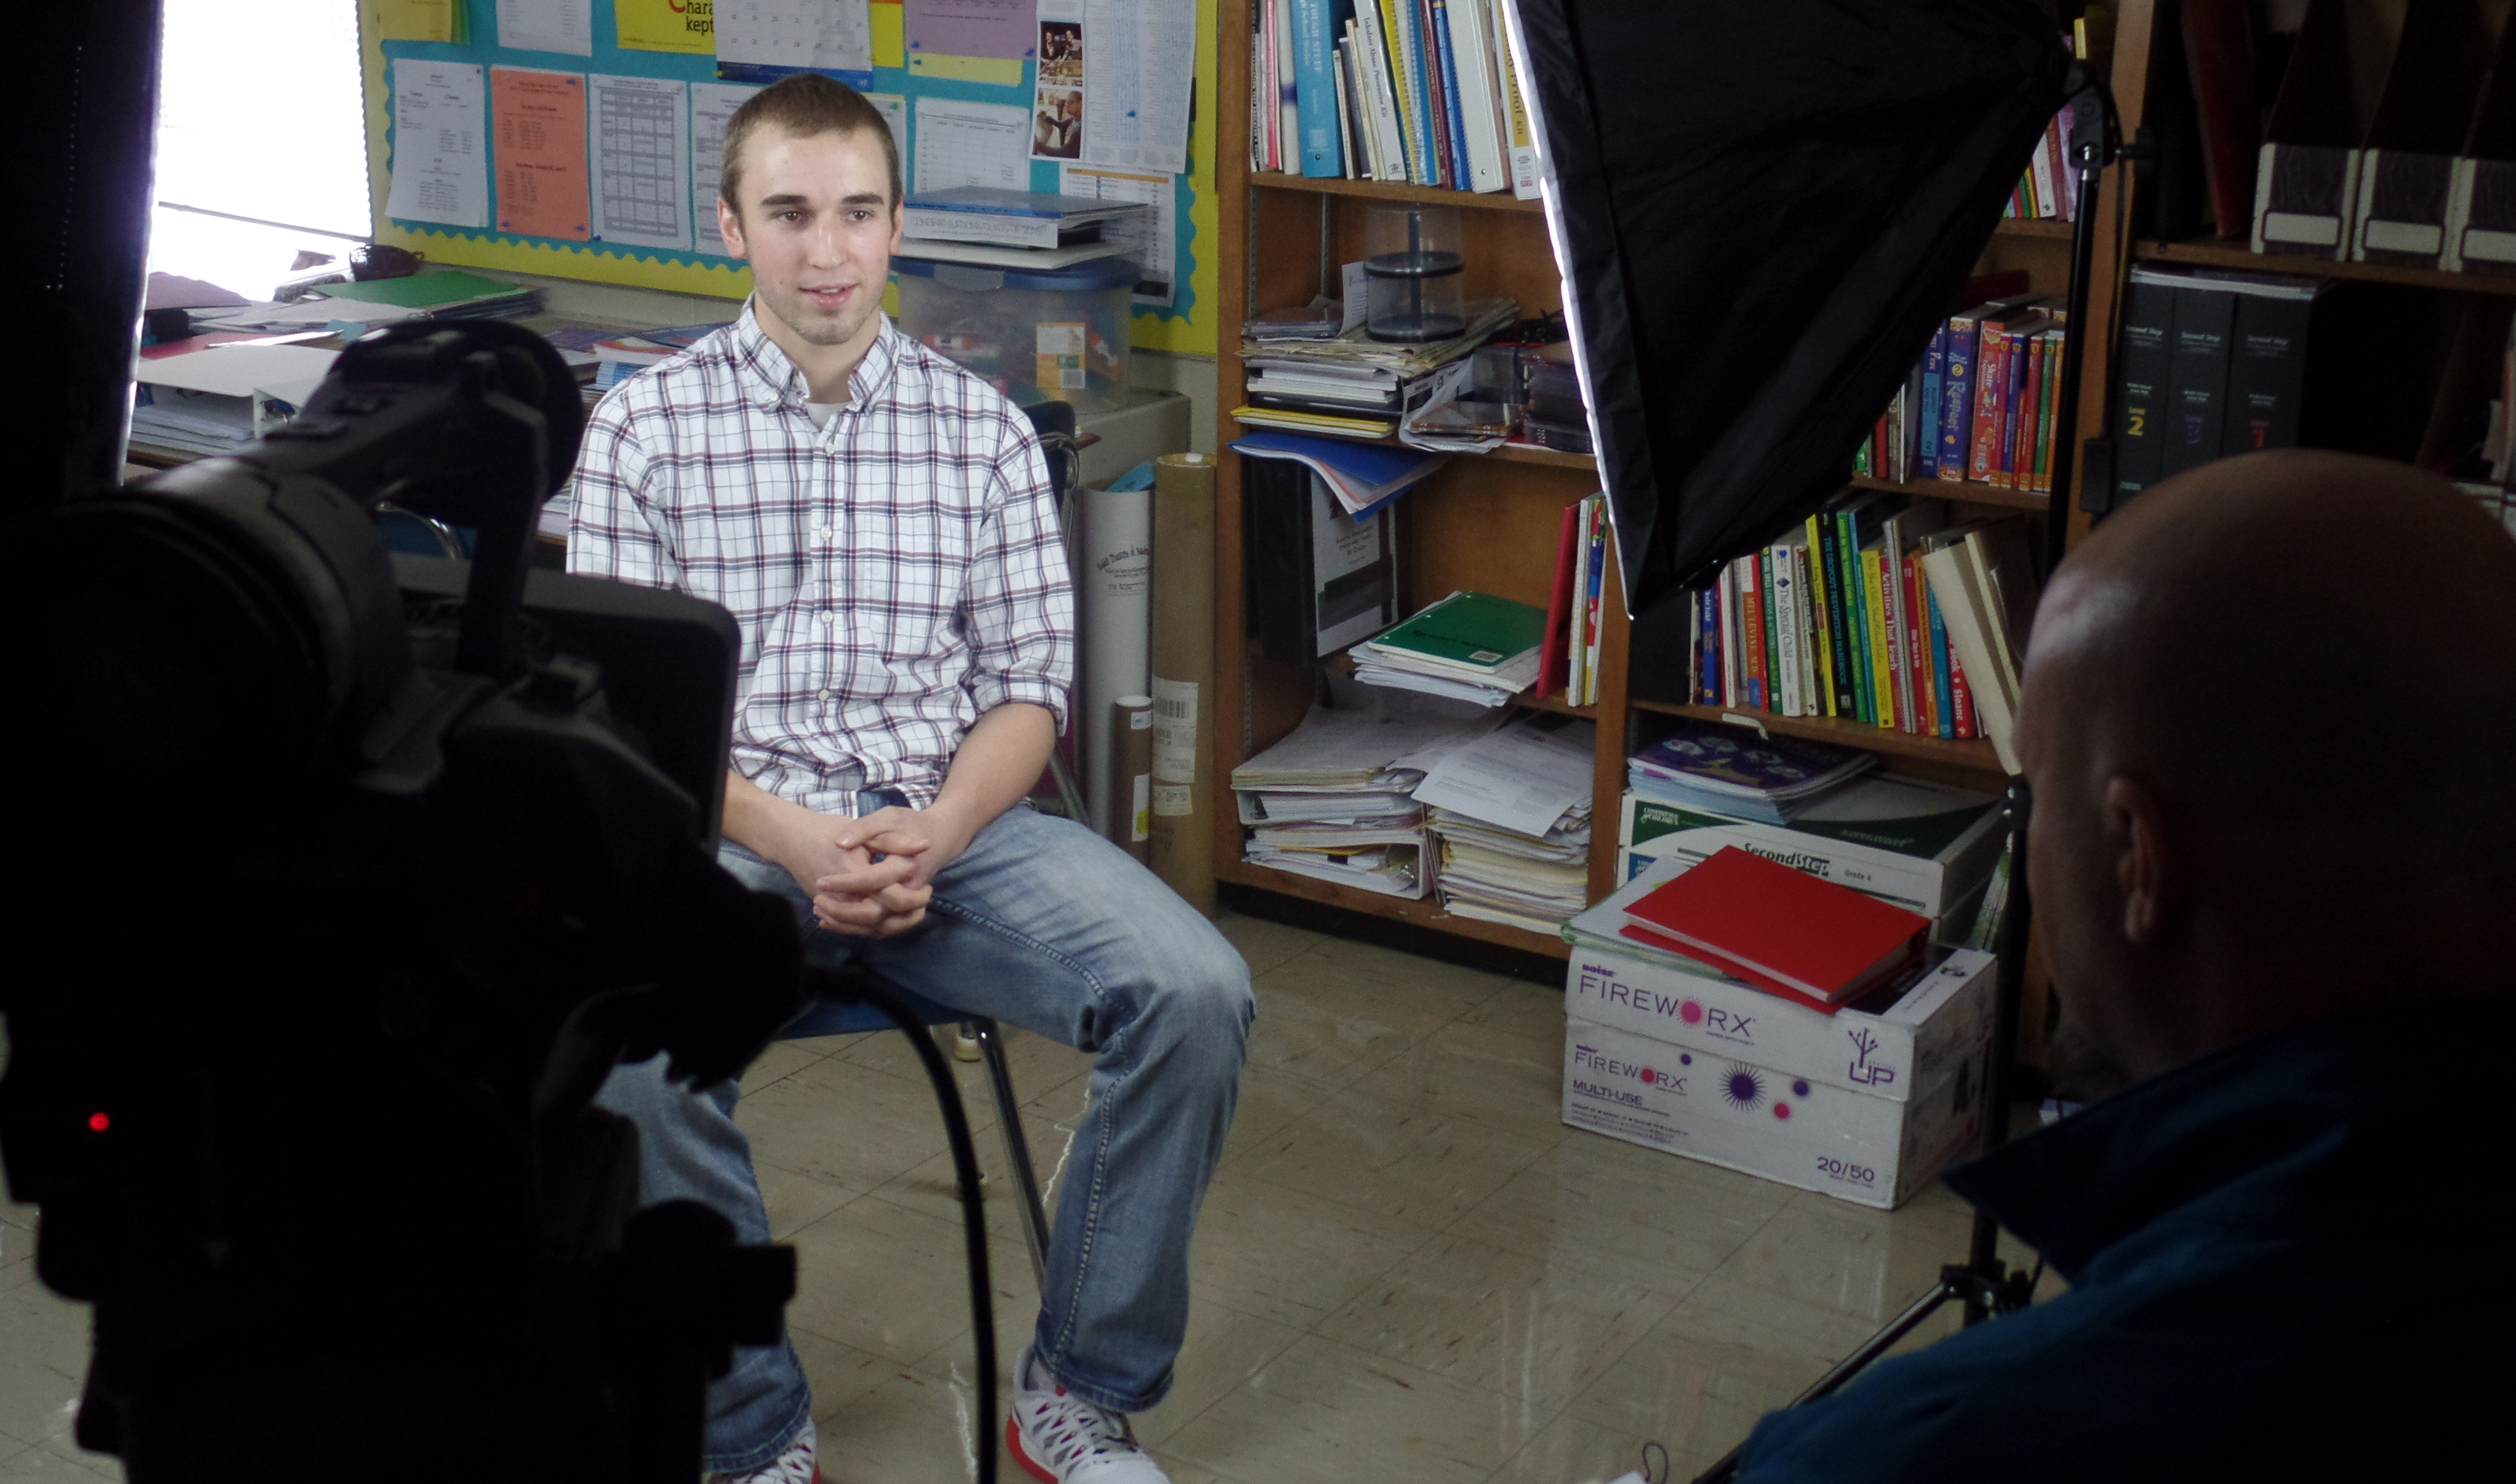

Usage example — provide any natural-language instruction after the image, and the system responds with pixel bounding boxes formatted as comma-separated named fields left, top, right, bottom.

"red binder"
left=1536, top=500, right=1580, bottom=699
left=1619, top=847, right=1929, bottom=1012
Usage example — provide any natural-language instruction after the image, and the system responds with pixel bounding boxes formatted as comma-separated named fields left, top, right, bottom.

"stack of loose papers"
left=1351, top=590, right=1548, bottom=706
left=1232, top=692, right=1501, bottom=899
left=1414, top=714, right=1596, bottom=932
left=131, top=343, right=340, bottom=460
left=1627, top=720, right=1876, bottom=824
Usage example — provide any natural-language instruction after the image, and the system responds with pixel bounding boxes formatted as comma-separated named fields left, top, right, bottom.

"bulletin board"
left=357, top=0, right=1217, bottom=354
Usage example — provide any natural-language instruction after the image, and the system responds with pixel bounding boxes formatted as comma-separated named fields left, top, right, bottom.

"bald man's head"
left=2017, top=450, right=2516, bottom=1089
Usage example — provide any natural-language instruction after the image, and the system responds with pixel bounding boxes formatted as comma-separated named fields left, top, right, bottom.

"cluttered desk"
left=129, top=265, right=722, bottom=553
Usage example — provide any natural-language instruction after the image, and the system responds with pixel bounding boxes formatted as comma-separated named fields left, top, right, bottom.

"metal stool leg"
left=1045, top=749, right=1088, bottom=824
left=970, top=1017, right=1052, bottom=1288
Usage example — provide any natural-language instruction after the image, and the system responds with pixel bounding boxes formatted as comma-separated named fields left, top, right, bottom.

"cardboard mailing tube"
left=1147, top=452, right=1217, bottom=915
left=1110, top=695, right=1153, bottom=863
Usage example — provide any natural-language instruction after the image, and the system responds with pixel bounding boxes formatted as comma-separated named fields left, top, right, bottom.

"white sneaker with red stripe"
left=1005, top=1345, right=1170, bottom=1484
left=702, top=1419, right=820, bottom=1484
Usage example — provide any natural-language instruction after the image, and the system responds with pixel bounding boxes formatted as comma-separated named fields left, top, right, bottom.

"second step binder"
left=1244, top=452, right=1404, bottom=665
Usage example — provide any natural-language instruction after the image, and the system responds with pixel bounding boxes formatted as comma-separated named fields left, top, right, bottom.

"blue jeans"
left=595, top=800, right=1253, bottom=1474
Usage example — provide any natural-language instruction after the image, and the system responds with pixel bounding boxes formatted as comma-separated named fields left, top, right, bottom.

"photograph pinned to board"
left=491, top=66, right=590, bottom=240
left=914, top=96, right=1031, bottom=193
left=590, top=75, right=694, bottom=251
left=386, top=60, right=489, bottom=229
left=498, top=0, right=594, bottom=55
left=1031, top=15, right=1083, bottom=160
left=715, top=0, right=875, bottom=83
left=615, top=0, right=714, bottom=52
left=1060, top=163, right=1175, bottom=307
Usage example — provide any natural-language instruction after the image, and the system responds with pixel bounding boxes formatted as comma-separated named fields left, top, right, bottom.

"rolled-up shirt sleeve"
left=565, top=396, right=678, bottom=590
left=959, top=421, right=1075, bottom=732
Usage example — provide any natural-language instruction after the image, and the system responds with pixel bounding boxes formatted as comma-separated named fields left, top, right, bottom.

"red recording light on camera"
left=88, top=1112, right=110, bottom=1133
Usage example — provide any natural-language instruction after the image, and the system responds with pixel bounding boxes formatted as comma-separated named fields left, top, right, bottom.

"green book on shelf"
left=1362, top=590, right=1549, bottom=673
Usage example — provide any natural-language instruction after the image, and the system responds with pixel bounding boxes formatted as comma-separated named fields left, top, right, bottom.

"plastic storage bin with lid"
left=892, top=255, right=1135, bottom=413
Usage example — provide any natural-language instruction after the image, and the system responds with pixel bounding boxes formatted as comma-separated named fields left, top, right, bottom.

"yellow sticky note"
left=909, top=53, right=1026, bottom=86
left=882, top=279, right=901, bottom=317
left=375, top=0, right=456, bottom=43
left=616, top=0, right=715, bottom=53
left=870, top=1, right=905, bottom=69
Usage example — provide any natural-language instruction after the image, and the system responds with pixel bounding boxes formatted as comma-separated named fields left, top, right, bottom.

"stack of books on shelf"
left=1411, top=713, right=1596, bottom=932
left=1250, top=0, right=1539, bottom=197
left=1619, top=763, right=2003, bottom=946
left=1558, top=845, right=1998, bottom=1209
left=1536, top=491, right=1611, bottom=705
left=1997, top=18, right=2105, bottom=225
left=1235, top=296, right=1518, bottom=441
left=2104, top=266, right=2339, bottom=508
left=1350, top=588, right=1548, bottom=706
left=1682, top=495, right=2041, bottom=770
left=1853, top=290, right=2072, bottom=495
left=1229, top=693, right=1500, bottom=899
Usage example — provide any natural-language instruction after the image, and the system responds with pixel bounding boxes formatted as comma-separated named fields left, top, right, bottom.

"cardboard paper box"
left=1563, top=1017, right=1990, bottom=1209
left=1618, top=777, right=2000, bottom=921
left=1563, top=857, right=1997, bottom=1100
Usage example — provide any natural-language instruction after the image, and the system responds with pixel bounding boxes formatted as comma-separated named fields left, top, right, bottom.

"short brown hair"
left=720, top=73, right=904, bottom=214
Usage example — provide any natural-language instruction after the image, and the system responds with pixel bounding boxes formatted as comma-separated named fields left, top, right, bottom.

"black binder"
left=1244, top=455, right=1401, bottom=665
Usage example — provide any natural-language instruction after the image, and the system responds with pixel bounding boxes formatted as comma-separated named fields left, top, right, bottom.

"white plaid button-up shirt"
left=567, top=304, right=1073, bottom=817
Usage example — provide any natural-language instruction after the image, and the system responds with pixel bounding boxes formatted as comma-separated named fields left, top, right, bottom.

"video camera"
left=2, top=320, right=808, bottom=1481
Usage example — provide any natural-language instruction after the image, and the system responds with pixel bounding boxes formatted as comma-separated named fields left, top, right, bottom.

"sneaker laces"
left=1020, top=1360, right=1150, bottom=1475
left=703, top=1419, right=817, bottom=1484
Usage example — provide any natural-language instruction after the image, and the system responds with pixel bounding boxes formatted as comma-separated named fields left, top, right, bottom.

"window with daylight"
left=149, top=0, right=372, bottom=297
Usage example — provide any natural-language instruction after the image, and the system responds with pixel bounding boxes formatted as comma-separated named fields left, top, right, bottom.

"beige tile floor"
left=0, top=910, right=2038, bottom=1482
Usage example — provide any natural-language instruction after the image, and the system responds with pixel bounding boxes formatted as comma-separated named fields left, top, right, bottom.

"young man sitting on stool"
left=568, top=73, right=1253, bottom=1484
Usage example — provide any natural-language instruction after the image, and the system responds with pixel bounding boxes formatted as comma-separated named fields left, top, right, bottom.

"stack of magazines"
left=1235, top=298, right=1518, bottom=443
left=1626, top=720, right=1875, bottom=824
left=1231, top=692, right=1497, bottom=898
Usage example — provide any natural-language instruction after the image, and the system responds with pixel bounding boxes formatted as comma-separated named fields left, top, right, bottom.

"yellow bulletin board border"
left=359, top=0, right=1215, bottom=354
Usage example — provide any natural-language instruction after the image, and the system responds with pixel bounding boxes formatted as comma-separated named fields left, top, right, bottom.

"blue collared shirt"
left=1738, top=993, right=2516, bottom=1482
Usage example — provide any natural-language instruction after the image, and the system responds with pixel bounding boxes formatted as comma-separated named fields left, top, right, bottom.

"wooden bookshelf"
left=1849, top=472, right=2050, bottom=513
left=1248, top=170, right=1548, bottom=212
left=1993, top=217, right=2076, bottom=241
left=1214, top=858, right=1573, bottom=956
left=1626, top=698, right=2005, bottom=774
left=1211, top=0, right=2132, bottom=989
left=2133, top=237, right=2516, bottom=298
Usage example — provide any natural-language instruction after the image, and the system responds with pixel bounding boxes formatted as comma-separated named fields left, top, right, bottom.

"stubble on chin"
left=764, top=288, right=876, bottom=350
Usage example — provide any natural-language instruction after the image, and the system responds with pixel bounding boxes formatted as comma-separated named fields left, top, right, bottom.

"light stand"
left=1687, top=61, right=2118, bottom=1484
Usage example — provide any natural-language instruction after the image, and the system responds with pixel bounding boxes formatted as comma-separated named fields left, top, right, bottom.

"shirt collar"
left=1946, top=992, right=2516, bottom=1281
left=731, top=299, right=904, bottom=412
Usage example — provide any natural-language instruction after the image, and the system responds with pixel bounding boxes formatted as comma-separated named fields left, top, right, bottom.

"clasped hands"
left=778, top=802, right=977, bottom=937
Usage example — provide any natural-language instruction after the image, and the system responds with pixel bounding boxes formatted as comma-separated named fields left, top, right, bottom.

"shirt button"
left=818, top=611, right=836, bottom=625
left=817, top=688, right=831, bottom=701
left=819, top=524, right=834, bottom=539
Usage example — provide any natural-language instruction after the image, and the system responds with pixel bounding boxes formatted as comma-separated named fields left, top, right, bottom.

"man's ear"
left=887, top=199, right=905, bottom=256
left=718, top=195, right=748, bottom=259
left=2105, top=775, right=2180, bottom=947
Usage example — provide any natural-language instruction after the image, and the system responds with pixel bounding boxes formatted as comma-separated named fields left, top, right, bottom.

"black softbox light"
left=1509, top=0, right=2071, bottom=618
